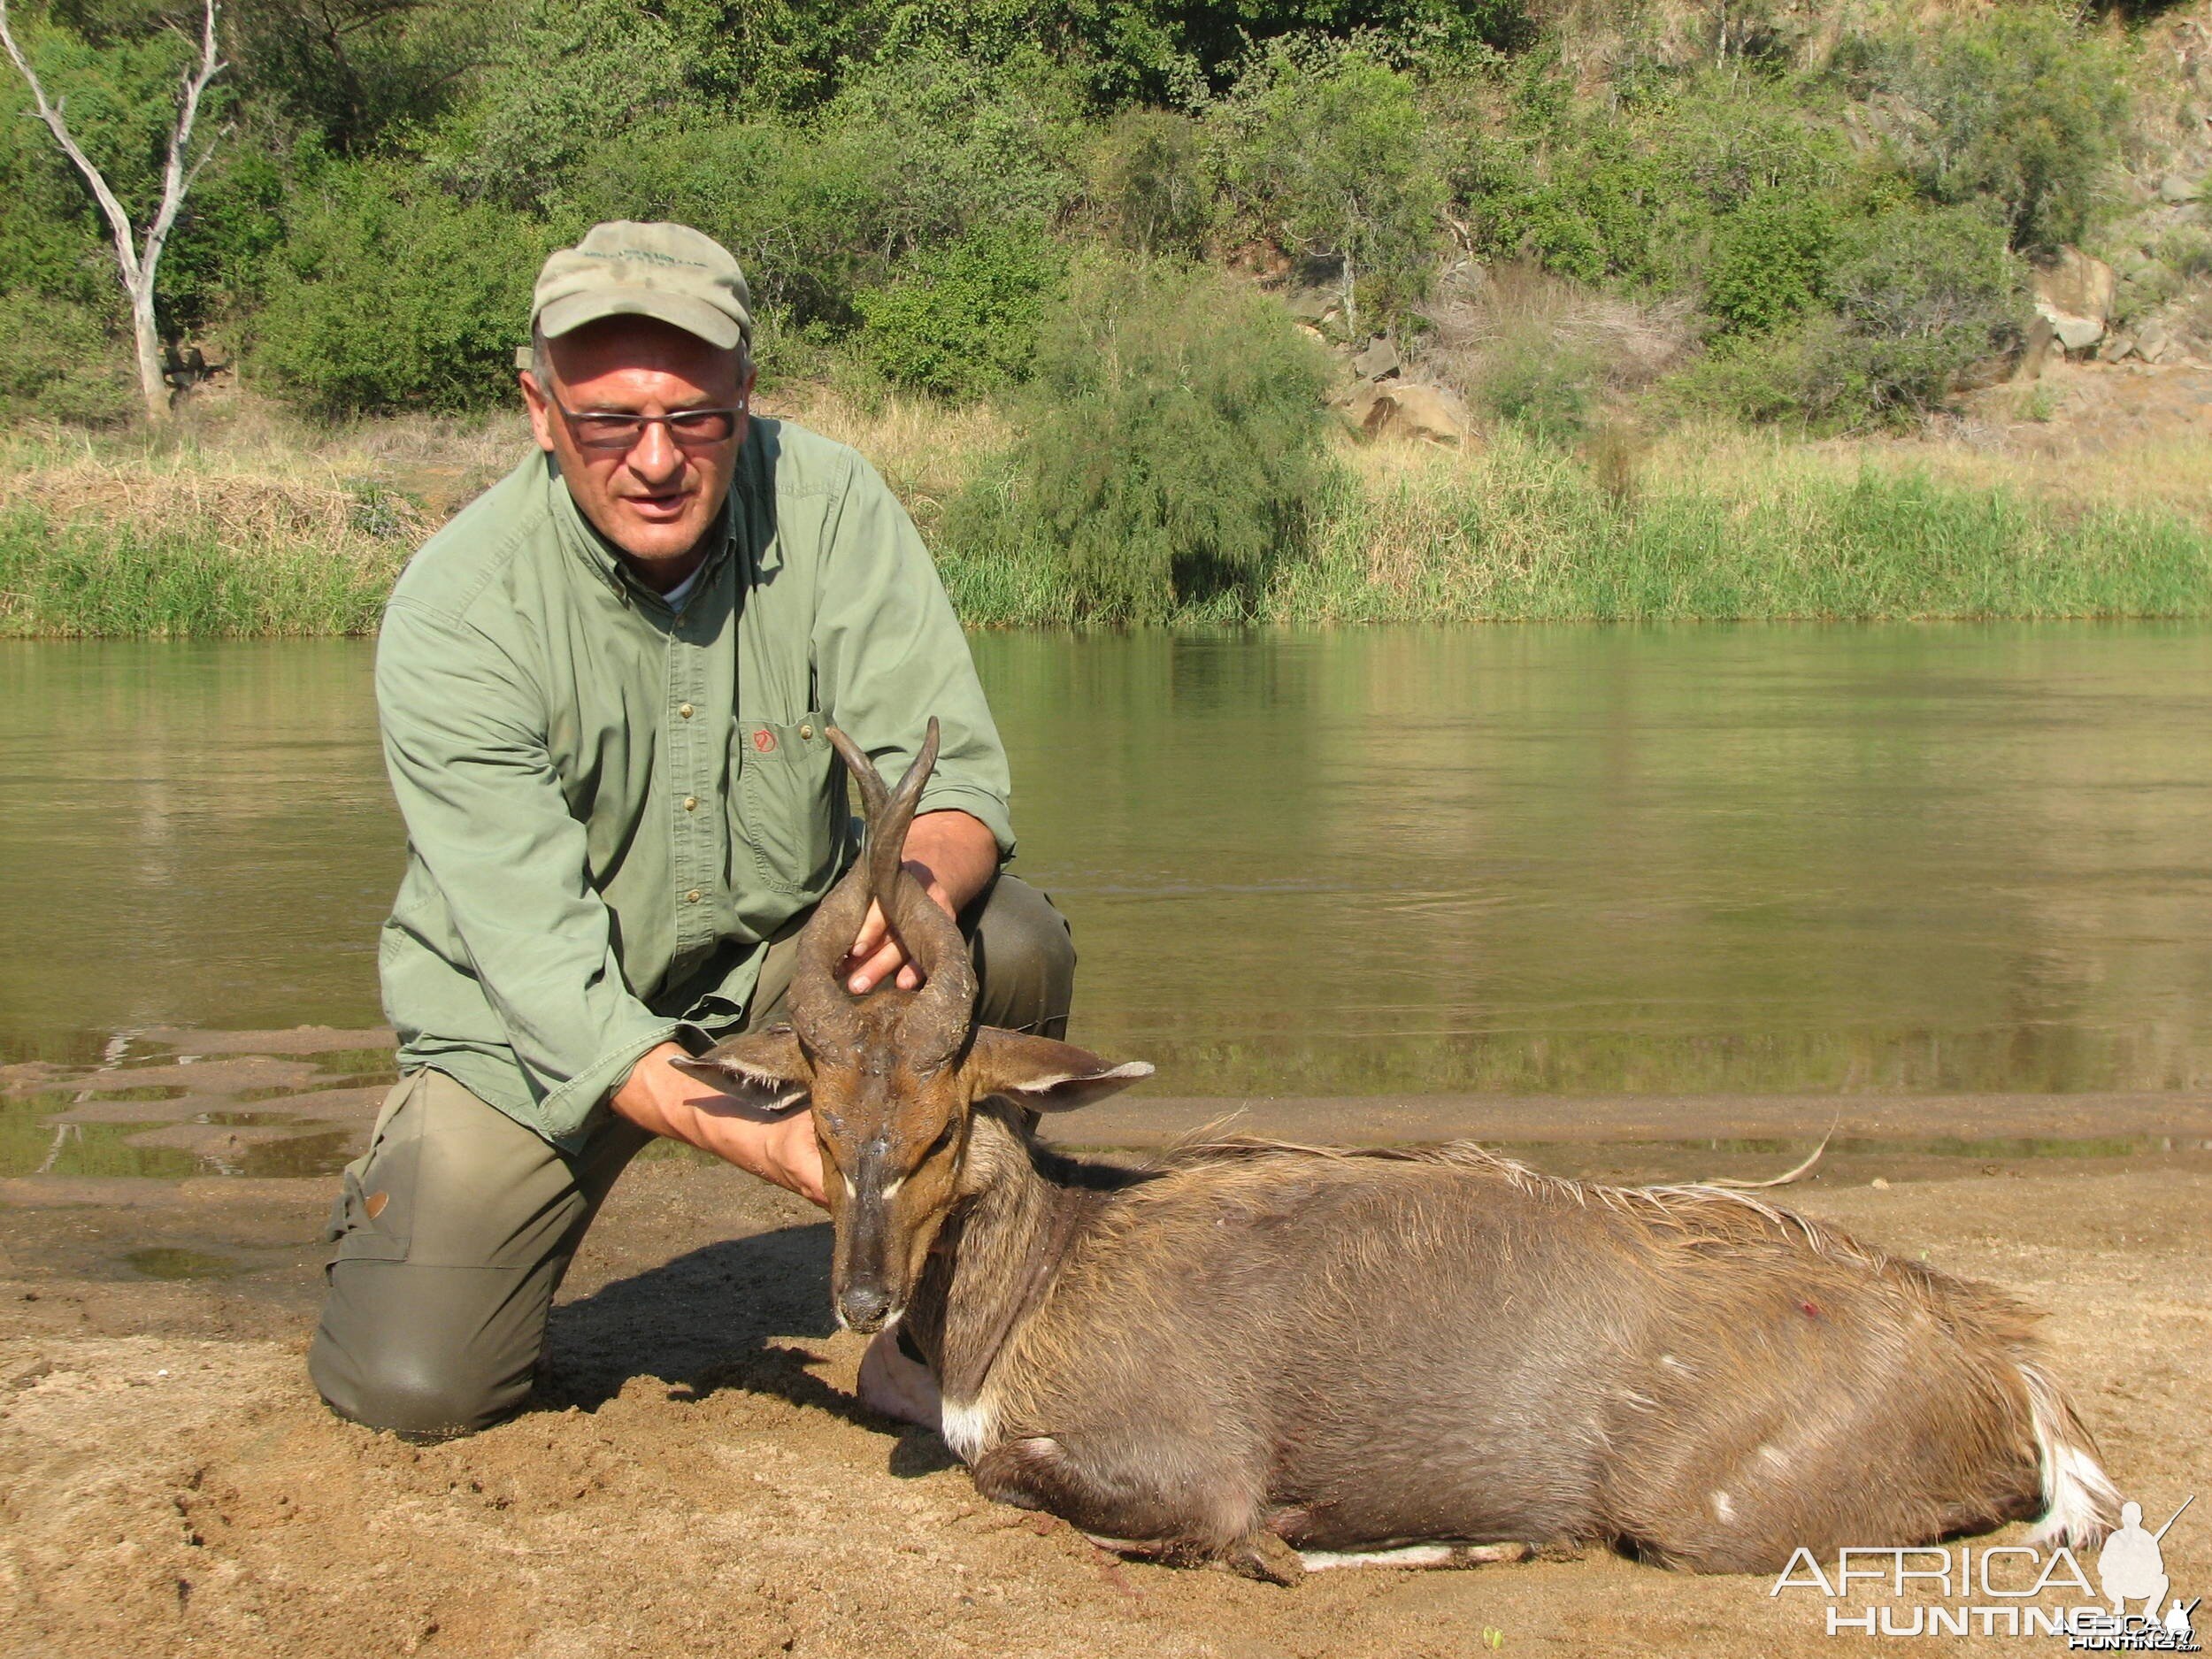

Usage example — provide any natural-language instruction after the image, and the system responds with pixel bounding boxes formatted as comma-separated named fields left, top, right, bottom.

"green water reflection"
left=5, top=625, right=2211, bottom=1098
left=122, top=1246, right=239, bottom=1280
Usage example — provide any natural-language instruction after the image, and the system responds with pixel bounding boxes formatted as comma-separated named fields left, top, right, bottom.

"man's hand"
left=611, top=1043, right=826, bottom=1207
left=844, top=809, right=998, bottom=995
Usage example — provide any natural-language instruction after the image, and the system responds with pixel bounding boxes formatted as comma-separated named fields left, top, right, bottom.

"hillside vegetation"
left=6, top=0, right=2212, bottom=629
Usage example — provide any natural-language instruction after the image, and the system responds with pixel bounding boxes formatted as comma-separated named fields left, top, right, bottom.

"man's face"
left=521, top=317, right=757, bottom=576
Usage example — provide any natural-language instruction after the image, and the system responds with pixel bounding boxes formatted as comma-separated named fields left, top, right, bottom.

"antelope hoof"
left=856, top=1328, right=942, bottom=1430
left=1227, top=1531, right=1308, bottom=1586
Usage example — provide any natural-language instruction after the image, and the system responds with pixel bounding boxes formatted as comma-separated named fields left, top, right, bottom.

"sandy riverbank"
left=2, top=1033, right=2207, bottom=1657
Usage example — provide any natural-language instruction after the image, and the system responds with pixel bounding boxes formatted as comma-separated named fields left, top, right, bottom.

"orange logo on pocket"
left=752, top=727, right=777, bottom=754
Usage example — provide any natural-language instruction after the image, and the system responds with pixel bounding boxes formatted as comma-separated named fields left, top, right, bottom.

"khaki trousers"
left=308, top=874, right=1073, bottom=1440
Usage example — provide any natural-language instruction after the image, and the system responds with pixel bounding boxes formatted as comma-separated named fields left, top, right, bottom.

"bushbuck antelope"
left=680, top=722, right=2120, bottom=1580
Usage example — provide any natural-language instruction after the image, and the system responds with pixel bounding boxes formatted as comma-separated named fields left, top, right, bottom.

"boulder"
left=2138, top=319, right=2177, bottom=364
left=2097, top=330, right=2138, bottom=363
left=2033, top=245, right=2116, bottom=337
left=2160, top=171, right=2200, bottom=204
left=2039, top=307, right=2106, bottom=352
left=1333, top=377, right=1386, bottom=433
left=1363, top=381, right=1470, bottom=446
left=1351, top=336, right=1402, bottom=380
left=1284, top=287, right=1339, bottom=325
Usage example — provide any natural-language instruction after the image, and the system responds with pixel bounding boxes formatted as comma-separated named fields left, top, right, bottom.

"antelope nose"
left=840, top=1286, right=894, bottom=1333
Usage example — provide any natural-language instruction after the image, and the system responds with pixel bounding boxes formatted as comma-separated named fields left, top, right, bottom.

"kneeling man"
left=309, top=222, right=1072, bottom=1439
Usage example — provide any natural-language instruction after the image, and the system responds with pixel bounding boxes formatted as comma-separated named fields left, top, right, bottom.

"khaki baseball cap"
left=531, top=221, right=753, bottom=352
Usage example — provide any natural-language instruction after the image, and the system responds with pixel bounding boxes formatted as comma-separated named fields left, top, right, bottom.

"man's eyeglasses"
left=553, top=401, right=744, bottom=451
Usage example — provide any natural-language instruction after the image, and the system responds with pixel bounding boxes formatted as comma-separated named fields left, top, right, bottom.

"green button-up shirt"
left=374, top=419, right=1013, bottom=1148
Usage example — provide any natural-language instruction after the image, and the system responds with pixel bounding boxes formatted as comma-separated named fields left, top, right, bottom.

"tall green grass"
left=944, top=432, right=2212, bottom=626
left=0, top=503, right=403, bottom=638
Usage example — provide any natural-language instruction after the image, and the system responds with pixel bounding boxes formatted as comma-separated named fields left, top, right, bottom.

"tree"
left=0, top=0, right=227, bottom=423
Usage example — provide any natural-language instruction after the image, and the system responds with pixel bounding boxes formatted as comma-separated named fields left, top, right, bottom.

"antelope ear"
left=966, top=1028, right=1153, bottom=1113
left=672, top=1025, right=811, bottom=1113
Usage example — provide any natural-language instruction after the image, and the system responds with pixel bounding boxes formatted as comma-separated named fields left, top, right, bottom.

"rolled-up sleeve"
left=377, top=598, right=675, bottom=1141
left=811, top=452, right=1015, bottom=855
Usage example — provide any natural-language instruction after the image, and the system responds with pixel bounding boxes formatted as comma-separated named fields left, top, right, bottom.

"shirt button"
left=682, top=795, right=699, bottom=812
left=799, top=723, right=813, bottom=740
left=685, top=888, right=702, bottom=904
left=678, top=703, right=695, bottom=719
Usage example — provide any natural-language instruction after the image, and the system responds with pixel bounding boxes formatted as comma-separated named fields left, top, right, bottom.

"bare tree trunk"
left=0, top=0, right=227, bottom=425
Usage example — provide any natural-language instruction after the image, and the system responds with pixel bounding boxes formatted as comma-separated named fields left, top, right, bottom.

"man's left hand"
left=843, top=808, right=999, bottom=994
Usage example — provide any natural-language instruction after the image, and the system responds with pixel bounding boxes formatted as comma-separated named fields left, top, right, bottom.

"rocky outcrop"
left=2032, top=246, right=2116, bottom=355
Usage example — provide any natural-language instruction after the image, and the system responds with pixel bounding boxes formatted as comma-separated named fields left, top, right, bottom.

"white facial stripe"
left=879, top=1173, right=904, bottom=1200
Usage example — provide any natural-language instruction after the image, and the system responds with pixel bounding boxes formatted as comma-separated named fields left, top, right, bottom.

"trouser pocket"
left=323, top=1071, right=427, bottom=1264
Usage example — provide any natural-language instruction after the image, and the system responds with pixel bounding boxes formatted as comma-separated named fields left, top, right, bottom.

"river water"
left=5, top=624, right=2212, bottom=1100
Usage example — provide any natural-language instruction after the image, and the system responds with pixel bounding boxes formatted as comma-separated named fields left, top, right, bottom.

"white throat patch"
left=937, top=1395, right=996, bottom=1464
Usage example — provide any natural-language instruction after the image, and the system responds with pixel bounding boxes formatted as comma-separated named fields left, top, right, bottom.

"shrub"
left=1087, top=106, right=1216, bottom=257
left=1704, top=193, right=1835, bottom=335
left=1473, top=325, right=1599, bottom=442
left=941, top=259, right=1339, bottom=621
left=426, top=0, right=695, bottom=212
left=253, top=165, right=556, bottom=419
left=1669, top=205, right=2020, bottom=428
left=809, top=49, right=1084, bottom=256
left=853, top=225, right=1064, bottom=400
left=1865, top=5, right=2130, bottom=255
left=0, top=292, right=134, bottom=425
left=1455, top=68, right=1855, bottom=295
left=1218, top=46, right=1442, bottom=336
left=1828, top=204, right=2021, bottom=413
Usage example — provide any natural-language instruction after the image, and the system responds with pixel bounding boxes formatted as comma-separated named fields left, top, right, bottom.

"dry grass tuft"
left=0, top=462, right=434, bottom=549
left=1415, top=262, right=1698, bottom=408
left=756, top=383, right=1010, bottom=536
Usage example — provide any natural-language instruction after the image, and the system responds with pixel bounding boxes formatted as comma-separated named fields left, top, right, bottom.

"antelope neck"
left=922, top=1110, right=1094, bottom=1406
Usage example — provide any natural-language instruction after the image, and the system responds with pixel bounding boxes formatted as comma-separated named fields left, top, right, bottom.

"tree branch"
left=141, top=0, right=228, bottom=274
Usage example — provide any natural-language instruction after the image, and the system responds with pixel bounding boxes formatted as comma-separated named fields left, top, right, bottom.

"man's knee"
left=970, top=875, right=1076, bottom=1037
left=309, top=1261, right=534, bottom=1441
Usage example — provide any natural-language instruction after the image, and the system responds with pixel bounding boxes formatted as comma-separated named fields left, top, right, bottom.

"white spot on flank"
left=938, top=1395, right=995, bottom=1463
left=1711, top=1491, right=1736, bottom=1524
left=1756, top=1444, right=1788, bottom=1471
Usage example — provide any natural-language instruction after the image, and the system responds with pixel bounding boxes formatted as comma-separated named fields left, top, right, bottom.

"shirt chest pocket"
left=733, top=713, right=848, bottom=896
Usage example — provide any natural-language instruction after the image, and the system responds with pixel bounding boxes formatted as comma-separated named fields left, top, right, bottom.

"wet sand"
left=3, top=1031, right=2208, bottom=1657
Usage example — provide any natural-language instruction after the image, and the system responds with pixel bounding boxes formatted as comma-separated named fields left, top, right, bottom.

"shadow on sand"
left=533, top=1221, right=960, bottom=1477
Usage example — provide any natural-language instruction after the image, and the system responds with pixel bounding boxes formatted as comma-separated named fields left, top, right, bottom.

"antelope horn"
left=785, top=736, right=876, bottom=1058
left=824, top=720, right=979, bottom=1072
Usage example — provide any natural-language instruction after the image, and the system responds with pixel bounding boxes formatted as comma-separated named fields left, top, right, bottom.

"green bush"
left=1088, top=107, right=1216, bottom=257
left=1864, top=4, right=2130, bottom=255
left=1670, top=205, right=2020, bottom=428
left=1474, top=326, right=1599, bottom=443
left=253, top=166, right=556, bottom=419
left=941, top=258, right=1339, bottom=622
left=1456, top=66, right=1855, bottom=293
left=853, top=225, right=1064, bottom=400
left=0, top=292, right=134, bottom=424
left=1828, top=205, right=2021, bottom=411
left=1218, top=47, right=1441, bottom=336
left=1704, top=193, right=1835, bottom=335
